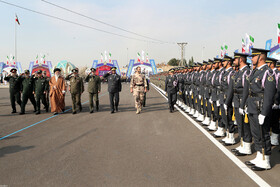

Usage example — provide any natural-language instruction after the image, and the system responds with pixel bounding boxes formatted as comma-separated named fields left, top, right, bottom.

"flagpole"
left=15, top=14, right=17, bottom=63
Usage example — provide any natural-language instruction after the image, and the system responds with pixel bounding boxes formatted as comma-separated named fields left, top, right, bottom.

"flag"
left=141, top=50, right=145, bottom=61
left=245, top=33, right=254, bottom=53
left=220, top=46, right=224, bottom=57
left=277, top=23, right=280, bottom=44
left=43, top=55, right=46, bottom=64
left=6, top=56, right=9, bottom=64
left=109, top=52, right=112, bottom=63
left=15, top=14, right=20, bottom=25
left=242, top=39, right=246, bottom=53
left=104, top=51, right=108, bottom=63
left=146, top=53, right=149, bottom=63
left=137, top=52, right=141, bottom=62
left=224, top=45, right=228, bottom=55
left=36, top=55, right=38, bottom=64
left=101, top=53, right=103, bottom=63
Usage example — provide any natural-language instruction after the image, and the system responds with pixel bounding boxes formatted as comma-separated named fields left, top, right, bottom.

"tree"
left=188, top=56, right=194, bottom=66
left=168, top=58, right=179, bottom=66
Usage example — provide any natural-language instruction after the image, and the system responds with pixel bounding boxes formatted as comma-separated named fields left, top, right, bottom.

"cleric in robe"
left=49, top=68, right=66, bottom=115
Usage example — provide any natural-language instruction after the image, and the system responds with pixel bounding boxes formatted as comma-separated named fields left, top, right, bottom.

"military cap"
left=10, top=68, right=17, bottom=73
left=222, top=55, right=233, bottom=62
left=266, top=57, right=278, bottom=64
left=24, top=69, right=30, bottom=74
left=53, top=68, right=61, bottom=73
left=203, top=60, right=208, bottom=65
left=234, top=52, right=249, bottom=59
left=169, top=68, right=175, bottom=72
left=208, top=59, right=214, bottom=64
left=72, top=68, right=78, bottom=73
left=90, top=68, right=96, bottom=71
left=197, top=62, right=203, bottom=66
left=111, top=67, right=117, bottom=71
left=37, top=70, right=42, bottom=74
left=214, top=57, right=222, bottom=63
left=276, top=60, right=280, bottom=67
left=249, top=48, right=270, bottom=57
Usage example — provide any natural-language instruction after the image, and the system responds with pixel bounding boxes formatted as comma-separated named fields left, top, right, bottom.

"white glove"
left=272, top=104, right=279, bottom=109
left=190, top=90, right=192, bottom=95
left=199, top=95, right=201, bottom=100
left=217, top=100, right=220, bottom=107
left=244, top=107, right=248, bottom=114
left=239, top=108, right=244, bottom=115
left=224, top=104, right=227, bottom=110
left=232, top=102, right=234, bottom=108
left=258, top=114, right=266, bottom=125
left=209, top=98, right=213, bottom=104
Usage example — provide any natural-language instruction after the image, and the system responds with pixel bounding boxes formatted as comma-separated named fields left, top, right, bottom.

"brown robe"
left=49, top=76, right=66, bottom=113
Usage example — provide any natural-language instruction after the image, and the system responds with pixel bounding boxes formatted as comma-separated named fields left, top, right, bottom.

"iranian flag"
left=6, top=56, right=9, bottom=64
left=146, top=53, right=149, bottom=63
left=220, top=46, right=224, bottom=57
left=36, top=55, right=38, bottom=64
left=278, top=23, right=280, bottom=44
left=109, top=52, right=112, bottom=63
left=242, top=39, right=246, bottom=53
left=42, top=55, right=46, bottom=64
left=137, top=52, right=141, bottom=62
left=15, top=14, right=20, bottom=25
left=101, top=53, right=103, bottom=63
left=224, top=45, right=228, bottom=55
left=245, top=33, right=254, bottom=53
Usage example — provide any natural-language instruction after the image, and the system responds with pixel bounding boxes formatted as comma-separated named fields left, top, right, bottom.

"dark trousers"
left=36, top=93, right=47, bottom=112
left=213, top=102, right=220, bottom=123
left=235, top=107, right=252, bottom=142
left=269, top=109, right=280, bottom=134
left=179, top=91, right=186, bottom=104
left=21, top=93, right=36, bottom=113
left=249, top=113, right=271, bottom=155
left=222, top=106, right=234, bottom=133
left=89, top=92, right=99, bottom=111
left=143, top=92, right=147, bottom=106
left=168, top=92, right=177, bottom=110
left=109, top=92, right=119, bottom=112
left=10, top=91, right=21, bottom=111
left=71, top=93, right=81, bottom=112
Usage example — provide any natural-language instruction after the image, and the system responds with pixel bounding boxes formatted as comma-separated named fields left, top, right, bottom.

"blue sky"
left=0, top=0, right=279, bottom=69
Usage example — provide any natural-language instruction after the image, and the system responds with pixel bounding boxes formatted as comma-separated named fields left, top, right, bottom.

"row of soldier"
left=164, top=48, right=279, bottom=171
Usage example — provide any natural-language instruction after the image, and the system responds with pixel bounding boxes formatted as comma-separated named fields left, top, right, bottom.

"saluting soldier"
left=66, top=69, right=84, bottom=114
left=241, top=48, right=276, bottom=171
left=165, top=68, right=178, bottom=113
left=85, top=68, right=101, bottom=113
left=19, top=70, right=37, bottom=115
left=103, top=67, right=122, bottom=114
left=33, top=70, right=49, bottom=114
left=130, top=66, right=148, bottom=114
left=225, top=52, right=252, bottom=156
left=4, top=68, right=22, bottom=113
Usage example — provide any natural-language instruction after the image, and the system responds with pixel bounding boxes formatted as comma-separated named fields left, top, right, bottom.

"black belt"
left=249, top=91, right=263, bottom=98
left=136, top=84, right=144, bottom=86
left=234, top=89, right=243, bottom=94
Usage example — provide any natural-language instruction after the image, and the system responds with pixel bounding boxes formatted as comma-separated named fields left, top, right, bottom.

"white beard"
left=55, top=74, right=59, bottom=81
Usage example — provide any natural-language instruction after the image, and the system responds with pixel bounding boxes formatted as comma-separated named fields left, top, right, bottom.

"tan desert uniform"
left=130, top=73, right=147, bottom=110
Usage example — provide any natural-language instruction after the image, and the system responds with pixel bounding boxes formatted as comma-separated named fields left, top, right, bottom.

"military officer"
left=103, top=67, right=122, bottom=114
left=4, top=68, right=22, bottom=113
left=241, top=48, right=276, bottom=171
left=19, top=70, right=37, bottom=115
left=66, top=69, right=84, bottom=114
left=225, top=52, right=252, bottom=156
left=85, top=68, right=101, bottom=113
left=165, top=68, right=178, bottom=113
left=130, top=66, right=148, bottom=114
left=33, top=70, right=49, bottom=114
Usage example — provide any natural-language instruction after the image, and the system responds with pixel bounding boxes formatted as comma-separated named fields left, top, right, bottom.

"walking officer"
left=4, top=68, right=22, bottom=113
left=33, top=70, right=49, bottom=114
left=165, top=68, right=178, bottom=113
left=19, top=70, right=36, bottom=115
left=103, top=67, right=122, bottom=114
left=66, top=68, right=84, bottom=114
left=85, top=68, right=101, bottom=113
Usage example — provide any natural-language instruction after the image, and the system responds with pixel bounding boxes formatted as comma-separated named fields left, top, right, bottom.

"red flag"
left=15, top=15, right=20, bottom=25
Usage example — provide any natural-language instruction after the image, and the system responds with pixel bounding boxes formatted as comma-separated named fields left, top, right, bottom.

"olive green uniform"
left=4, top=75, right=22, bottom=112
left=85, top=74, right=101, bottom=112
left=20, top=76, right=36, bottom=113
left=66, top=75, right=84, bottom=113
left=34, top=76, right=48, bottom=113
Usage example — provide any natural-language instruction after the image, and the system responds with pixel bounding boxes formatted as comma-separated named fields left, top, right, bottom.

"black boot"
left=36, top=111, right=41, bottom=115
left=115, top=105, right=118, bottom=112
left=11, top=109, right=17, bottom=114
left=45, top=105, right=49, bottom=112
left=96, top=101, right=99, bottom=111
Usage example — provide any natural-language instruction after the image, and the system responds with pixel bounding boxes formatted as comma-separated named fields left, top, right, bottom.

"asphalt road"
left=0, top=83, right=279, bottom=186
